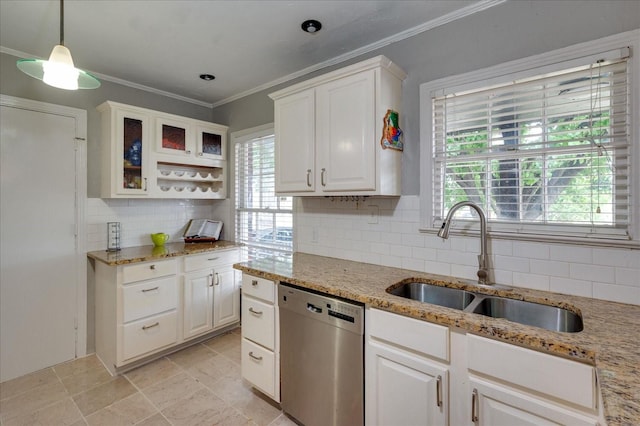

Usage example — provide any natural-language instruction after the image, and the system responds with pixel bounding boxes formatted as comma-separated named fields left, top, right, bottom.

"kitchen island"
left=234, top=252, right=640, bottom=426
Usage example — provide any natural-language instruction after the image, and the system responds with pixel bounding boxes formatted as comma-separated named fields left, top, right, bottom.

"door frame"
left=1, top=94, right=88, bottom=358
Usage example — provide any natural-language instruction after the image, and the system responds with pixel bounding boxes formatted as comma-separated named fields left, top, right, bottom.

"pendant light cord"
left=60, top=0, right=64, bottom=46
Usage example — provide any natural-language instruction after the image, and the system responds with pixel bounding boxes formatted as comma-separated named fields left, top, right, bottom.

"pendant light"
left=16, top=0, right=100, bottom=90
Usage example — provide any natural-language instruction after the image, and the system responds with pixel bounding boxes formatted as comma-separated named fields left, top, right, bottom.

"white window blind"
left=432, top=54, right=631, bottom=239
left=235, top=133, right=292, bottom=260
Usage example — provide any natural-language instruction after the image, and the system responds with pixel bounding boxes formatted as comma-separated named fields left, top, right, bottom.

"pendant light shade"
left=16, top=0, right=100, bottom=90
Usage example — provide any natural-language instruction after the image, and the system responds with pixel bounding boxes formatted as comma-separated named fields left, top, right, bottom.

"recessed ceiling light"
left=301, top=19, right=322, bottom=34
left=200, top=74, right=215, bottom=81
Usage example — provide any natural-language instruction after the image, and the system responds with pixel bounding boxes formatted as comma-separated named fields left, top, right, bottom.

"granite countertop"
left=87, top=240, right=241, bottom=265
left=234, top=252, right=640, bottom=426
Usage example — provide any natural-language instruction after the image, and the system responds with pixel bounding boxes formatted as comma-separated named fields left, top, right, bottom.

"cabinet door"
left=316, top=70, right=376, bottom=192
left=213, top=267, right=240, bottom=329
left=366, top=340, right=447, bottom=426
left=196, top=124, right=226, bottom=160
left=156, top=116, right=195, bottom=156
left=183, top=270, right=214, bottom=339
left=470, top=378, right=598, bottom=426
left=274, top=88, right=316, bottom=193
left=116, top=108, right=150, bottom=195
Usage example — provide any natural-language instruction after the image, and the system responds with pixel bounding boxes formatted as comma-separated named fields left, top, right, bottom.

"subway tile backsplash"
left=86, top=198, right=216, bottom=251
left=294, top=196, right=640, bottom=305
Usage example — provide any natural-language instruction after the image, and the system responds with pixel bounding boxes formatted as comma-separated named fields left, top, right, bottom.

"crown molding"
left=2, top=0, right=506, bottom=110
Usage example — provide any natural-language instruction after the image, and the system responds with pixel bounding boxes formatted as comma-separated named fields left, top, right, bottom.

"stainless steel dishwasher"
left=279, top=282, right=364, bottom=426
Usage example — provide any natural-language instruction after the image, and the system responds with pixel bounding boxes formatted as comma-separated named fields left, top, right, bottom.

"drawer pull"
left=248, top=307, right=263, bottom=316
left=436, top=375, right=443, bottom=407
left=248, top=351, right=263, bottom=361
left=150, top=264, right=156, bottom=270
left=208, top=273, right=214, bottom=287
left=141, top=286, right=159, bottom=293
left=251, top=279, right=258, bottom=286
left=471, top=388, right=479, bottom=423
left=214, top=272, right=220, bottom=286
left=142, top=322, right=160, bottom=330
left=208, top=257, right=219, bottom=261
left=306, top=169, right=312, bottom=187
left=321, top=168, right=326, bottom=186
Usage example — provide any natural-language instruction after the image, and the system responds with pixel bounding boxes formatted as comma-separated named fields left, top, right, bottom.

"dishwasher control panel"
left=279, top=282, right=364, bottom=333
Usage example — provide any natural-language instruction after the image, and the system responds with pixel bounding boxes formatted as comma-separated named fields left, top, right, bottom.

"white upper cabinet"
left=98, top=103, right=152, bottom=197
left=273, top=89, right=316, bottom=193
left=98, top=101, right=228, bottom=199
left=270, top=55, right=406, bottom=196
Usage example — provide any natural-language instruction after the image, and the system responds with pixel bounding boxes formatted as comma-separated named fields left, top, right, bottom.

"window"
left=234, top=126, right=293, bottom=260
left=420, top=33, right=637, bottom=244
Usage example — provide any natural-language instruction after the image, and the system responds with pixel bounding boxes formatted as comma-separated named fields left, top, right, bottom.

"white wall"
left=295, top=196, right=640, bottom=305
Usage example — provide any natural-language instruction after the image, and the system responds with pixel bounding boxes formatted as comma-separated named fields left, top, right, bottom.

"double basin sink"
left=388, top=281, right=583, bottom=333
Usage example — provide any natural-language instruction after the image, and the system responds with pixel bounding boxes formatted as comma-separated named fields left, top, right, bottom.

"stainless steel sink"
left=387, top=282, right=476, bottom=310
left=387, top=281, right=583, bottom=333
left=469, top=296, right=583, bottom=333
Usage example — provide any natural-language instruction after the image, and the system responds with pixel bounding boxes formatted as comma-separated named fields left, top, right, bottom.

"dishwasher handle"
left=306, top=303, right=322, bottom=314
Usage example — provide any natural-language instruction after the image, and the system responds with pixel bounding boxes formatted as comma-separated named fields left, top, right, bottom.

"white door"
left=0, top=97, right=86, bottom=382
left=470, top=378, right=598, bottom=426
left=366, top=340, right=448, bottom=426
left=213, top=267, right=240, bottom=328
left=274, top=88, right=316, bottom=193
left=183, top=271, right=214, bottom=338
left=316, top=69, right=376, bottom=192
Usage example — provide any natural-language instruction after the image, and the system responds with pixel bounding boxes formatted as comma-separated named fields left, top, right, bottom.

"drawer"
left=121, top=310, right=178, bottom=361
left=122, top=259, right=177, bottom=284
left=241, top=338, right=275, bottom=397
left=242, top=274, right=275, bottom=303
left=467, top=334, right=596, bottom=410
left=367, top=308, right=449, bottom=362
left=184, top=249, right=239, bottom=272
left=122, top=276, right=177, bottom=323
left=242, top=296, right=275, bottom=350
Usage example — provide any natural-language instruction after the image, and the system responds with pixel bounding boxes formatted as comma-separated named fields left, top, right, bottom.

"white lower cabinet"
left=470, top=377, right=599, bottom=426
left=240, top=274, right=280, bottom=402
left=366, top=308, right=449, bottom=426
left=365, top=308, right=603, bottom=426
left=182, top=270, right=214, bottom=339
left=182, top=250, right=240, bottom=339
left=94, top=248, right=240, bottom=375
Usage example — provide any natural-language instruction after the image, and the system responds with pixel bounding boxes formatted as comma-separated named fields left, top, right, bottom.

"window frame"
left=232, top=123, right=293, bottom=260
left=419, top=30, right=640, bottom=247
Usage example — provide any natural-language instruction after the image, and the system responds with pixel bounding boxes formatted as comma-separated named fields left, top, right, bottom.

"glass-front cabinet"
left=99, top=101, right=228, bottom=199
left=156, top=116, right=193, bottom=156
left=196, top=124, right=226, bottom=160
left=99, top=102, right=151, bottom=197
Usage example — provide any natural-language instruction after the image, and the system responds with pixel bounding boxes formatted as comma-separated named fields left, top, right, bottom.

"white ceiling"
left=0, top=0, right=500, bottom=107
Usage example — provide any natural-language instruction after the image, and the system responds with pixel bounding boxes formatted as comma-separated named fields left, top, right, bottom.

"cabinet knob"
left=251, top=280, right=258, bottom=286
left=150, top=264, right=156, bottom=270
left=198, top=152, right=204, bottom=156
left=185, top=150, right=192, bottom=154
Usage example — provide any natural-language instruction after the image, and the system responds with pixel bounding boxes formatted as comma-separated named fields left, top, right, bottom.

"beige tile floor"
left=0, top=328, right=297, bottom=426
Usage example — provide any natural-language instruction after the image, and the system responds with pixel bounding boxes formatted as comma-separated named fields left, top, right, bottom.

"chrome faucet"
left=437, top=201, right=490, bottom=285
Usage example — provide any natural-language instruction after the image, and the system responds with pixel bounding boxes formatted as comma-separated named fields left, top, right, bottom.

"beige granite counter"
left=234, top=252, right=640, bottom=426
left=87, top=241, right=241, bottom=265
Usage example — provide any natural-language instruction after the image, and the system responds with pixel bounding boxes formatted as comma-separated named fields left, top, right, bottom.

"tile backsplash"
left=86, top=198, right=217, bottom=251
left=294, top=196, right=640, bottom=305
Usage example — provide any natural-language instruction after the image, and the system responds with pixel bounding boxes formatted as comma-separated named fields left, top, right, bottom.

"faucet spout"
left=438, top=201, right=489, bottom=285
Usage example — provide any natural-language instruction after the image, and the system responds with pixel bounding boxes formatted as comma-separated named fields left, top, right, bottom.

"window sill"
left=419, top=227, right=640, bottom=250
